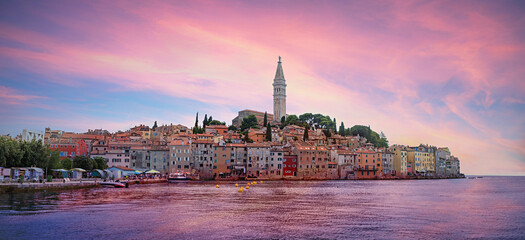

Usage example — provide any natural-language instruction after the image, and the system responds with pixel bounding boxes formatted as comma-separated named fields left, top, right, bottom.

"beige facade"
left=389, top=145, right=408, bottom=176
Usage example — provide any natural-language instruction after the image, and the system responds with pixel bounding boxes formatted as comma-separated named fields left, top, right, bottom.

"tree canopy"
left=348, top=125, right=389, bottom=148
left=0, top=138, right=49, bottom=170
left=208, top=120, right=226, bottom=125
left=152, top=121, right=158, bottom=130
left=298, top=113, right=336, bottom=130
left=240, top=114, right=259, bottom=131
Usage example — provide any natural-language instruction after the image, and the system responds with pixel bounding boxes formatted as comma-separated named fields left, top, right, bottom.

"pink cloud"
left=0, top=0, right=523, bottom=174
left=0, top=85, right=46, bottom=105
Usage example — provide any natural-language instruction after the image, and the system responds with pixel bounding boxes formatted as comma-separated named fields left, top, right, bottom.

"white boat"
left=100, top=181, right=127, bottom=188
left=168, top=172, right=191, bottom=183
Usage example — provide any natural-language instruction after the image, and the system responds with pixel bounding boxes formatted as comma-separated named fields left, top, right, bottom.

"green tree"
left=153, top=121, right=158, bottom=130
left=8, top=139, right=23, bottom=167
left=284, top=114, right=299, bottom=126
left=73, top=156, right=95, bottom=171
left=240, top=115, right=258, bottom=131
left=339, top=122, right=345, bottom=136
left=46, top=150, right=61, bottom=174
left=193, top=112, right=199, bottom=134
left=266, top=123, right=272, bottom=142
left=322, top=129, right=332, bottom=138
left=303, top=125, right=309, bottom=141
left=93, top=157, right=108, bottom=169
left=299, top=113, right=314, bottom=125
left=281, top=116, right=286, bottom=123
left=378, top=137, right=389, bottom=148
left=349, top=125, right=388, bottom=148
left=208, top=120, right=225, bottom=125
left=208, top=115, right=213, bottom=123
left=203, top=114, right=208, bottom=126
left=0, top=138, right=7, bottom=167
left=333, top=118, right=337, bottom=133
left=228, top=125, right=238, bottom=131
left=242, top=130, right=253, bottom=143
left=60, top=158, right=72, bottom=170
left=263, top=111, right=268, bottom=127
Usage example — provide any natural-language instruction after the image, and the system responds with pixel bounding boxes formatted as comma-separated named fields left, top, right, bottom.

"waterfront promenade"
left=0, top=180, right=100, bottom=193
left=0, top=177, right=168, bottom=193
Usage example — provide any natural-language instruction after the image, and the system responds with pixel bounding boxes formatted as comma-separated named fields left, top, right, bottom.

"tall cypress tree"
left=333, top=118, right=337, bottom=133
left=203, top=114, right=208, bottom=126
left=193, top=112, right=199, bottom=134
left=303, top=125, right=309, bottom=141
left=281, top=116, right=285, bottom=123
left=339, top=122, right=345, bottom=136
left=266, top=123, right=272, bottom=142
left=263, top=112, right=267, bottom=127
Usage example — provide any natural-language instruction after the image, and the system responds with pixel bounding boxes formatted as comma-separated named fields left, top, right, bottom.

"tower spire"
left=274, top=56, right=285, bottom=80
left=273, top=56, right=287, bottom=122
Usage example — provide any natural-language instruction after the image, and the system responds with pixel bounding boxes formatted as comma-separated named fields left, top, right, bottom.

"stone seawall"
left=0, top=181, right=100, bottom=194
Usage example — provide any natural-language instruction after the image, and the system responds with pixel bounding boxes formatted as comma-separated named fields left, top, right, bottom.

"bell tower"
left=273, top=56, right=287, bottom=122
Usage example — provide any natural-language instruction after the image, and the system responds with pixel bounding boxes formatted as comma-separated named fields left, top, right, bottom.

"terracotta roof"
left=355, top=150, right=376, bottom=154
left=226, top=143, right=246, bottom=147
left=113, top=166, right=135, bottom=171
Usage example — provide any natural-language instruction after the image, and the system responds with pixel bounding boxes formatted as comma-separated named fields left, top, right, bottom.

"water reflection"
left=1, top=177, right=524, bottom=239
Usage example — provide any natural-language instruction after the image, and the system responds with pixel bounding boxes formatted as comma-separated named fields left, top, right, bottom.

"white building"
left=22, top=129, right=44, bottom=144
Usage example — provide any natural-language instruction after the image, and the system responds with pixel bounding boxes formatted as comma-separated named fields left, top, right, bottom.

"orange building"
left=355, top=150, right=382, bottom=179
left=293, top=144, right=330, bottom=179
left=206, top=125, right=228, bottom=135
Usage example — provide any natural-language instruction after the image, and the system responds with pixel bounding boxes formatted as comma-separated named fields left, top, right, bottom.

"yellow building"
left=389, top=145, right=407, bottom=177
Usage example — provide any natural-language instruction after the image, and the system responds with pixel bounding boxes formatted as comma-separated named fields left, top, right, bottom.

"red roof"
left=113, top=166, right=135, bottom=171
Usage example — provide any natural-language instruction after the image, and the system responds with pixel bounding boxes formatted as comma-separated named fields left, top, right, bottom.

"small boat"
left=168, top=172, right=191, bottom=183
left=100, top=181, right=127, bottom=188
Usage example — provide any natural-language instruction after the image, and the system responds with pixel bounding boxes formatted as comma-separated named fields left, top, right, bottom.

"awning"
left=134, top=170, right=143, bottom=174
left=71, top=168, right=86, bottom=172
left=27, top=167, right=44, bottom=173
left=145, top=170, right=160, bottom=174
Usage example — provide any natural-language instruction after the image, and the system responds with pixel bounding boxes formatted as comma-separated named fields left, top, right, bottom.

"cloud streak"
left=0, top=0, right=524, bottom=174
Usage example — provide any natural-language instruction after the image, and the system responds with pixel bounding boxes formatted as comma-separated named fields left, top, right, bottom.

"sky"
left=0, top=0, right=524, bottom=175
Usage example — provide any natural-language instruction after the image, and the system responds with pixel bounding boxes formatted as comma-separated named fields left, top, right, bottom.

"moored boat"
left=168, top=172, right=191, bottom=183
left=100, top=181, right=127, bottom=188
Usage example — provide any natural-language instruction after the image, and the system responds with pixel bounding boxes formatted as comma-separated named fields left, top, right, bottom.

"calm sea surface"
left=1, top=177, right=524, bottom=239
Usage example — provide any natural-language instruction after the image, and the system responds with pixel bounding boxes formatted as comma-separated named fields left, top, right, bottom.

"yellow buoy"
left=260, top=181, right=263, bottom=184
left=235, top=183, right=238, bottom=187
left=247, top=183, right=250, bottom=186
left=216, top=185, right=219, bottom=188
left=238, top=187, right=243, bottom=192
left=246, top=186, right=249, bottom=189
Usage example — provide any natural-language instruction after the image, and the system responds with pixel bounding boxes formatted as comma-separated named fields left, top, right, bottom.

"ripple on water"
left=0, top=177, right=524, bottom=239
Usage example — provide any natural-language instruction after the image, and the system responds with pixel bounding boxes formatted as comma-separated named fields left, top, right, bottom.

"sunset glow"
left=1, top=0, right=524, bottom=175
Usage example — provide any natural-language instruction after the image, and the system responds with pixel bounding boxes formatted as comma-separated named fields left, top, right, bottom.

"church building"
left=232, top=56, right=287, bottom=126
